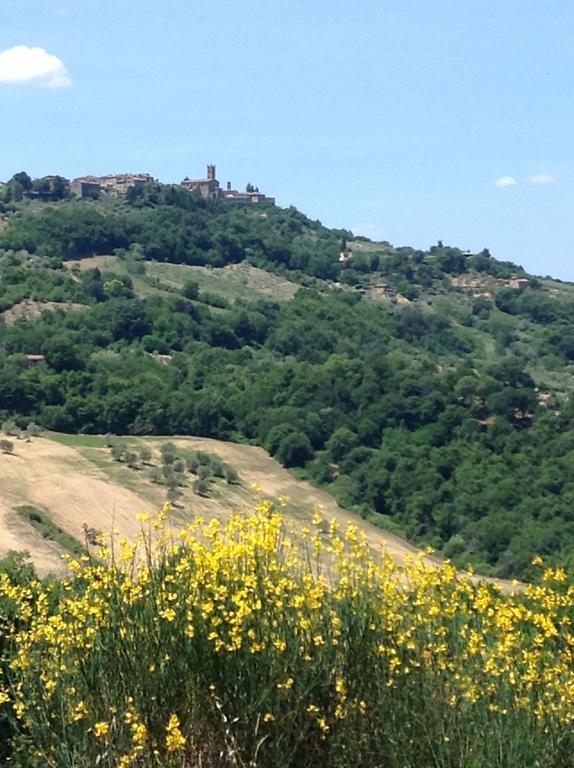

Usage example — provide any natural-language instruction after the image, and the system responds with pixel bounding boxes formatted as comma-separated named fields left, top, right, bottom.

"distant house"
left=450, top=275, right=494, bottom=300
left=150, top=351, right=173, bottom=366
left=371, top=282, right=395, bottom=298
left=507, top=277, right=529, bottom=291
left=66, top=166, right=274, bottom=203
left=25, top=354, right=46, bottom=368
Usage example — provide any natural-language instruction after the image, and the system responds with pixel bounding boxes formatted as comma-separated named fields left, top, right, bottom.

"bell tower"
left=207, top=164, right=216, bottom=181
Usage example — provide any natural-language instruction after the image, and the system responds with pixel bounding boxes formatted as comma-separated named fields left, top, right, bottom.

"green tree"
left=11, top=171, right=32, bottom=191
left=139, top=446, right=152, bottom=464
left=166, top=486, right=180, bottom=504
left=326, top=427, right=359, bottom=462
left=276, top=432, right=314, bottom=468
left=193, top=477, right=210, bottom=496
left=160, top=442, right=177, bottom=465
left=110, top=445, right=126, bottom=462
left=149, top=467, right=163, bottom=484
left=44, top=335, right=84, bottom=372
left=182, top=280, right=199, bottom=300
left=225, top=466, right=239, bottom=484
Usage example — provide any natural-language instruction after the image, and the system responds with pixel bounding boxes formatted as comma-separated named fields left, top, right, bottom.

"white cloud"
left=0, top=45, right=71, bottom=88
left=494, top=176, right=517, bottom=188
left=530, top=174, right=554, bottom=185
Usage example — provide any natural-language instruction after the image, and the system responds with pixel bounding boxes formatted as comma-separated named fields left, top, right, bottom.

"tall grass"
left=1, top=502, right=574, bottom=767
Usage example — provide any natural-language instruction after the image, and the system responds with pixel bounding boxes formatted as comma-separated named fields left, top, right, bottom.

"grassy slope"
left=144, top=261, right=300, bottom=303
left=0, top=432, right=430, bottom=579
left=64, top=256, right=301, bottom=304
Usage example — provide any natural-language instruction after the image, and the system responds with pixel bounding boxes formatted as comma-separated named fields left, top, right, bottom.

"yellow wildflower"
left=165, top=713, right=186, bottom=752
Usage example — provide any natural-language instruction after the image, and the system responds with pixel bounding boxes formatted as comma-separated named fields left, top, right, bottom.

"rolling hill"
left=1, top=181, right=574, bottom=579
left=0, top=432, right=425, bottom=578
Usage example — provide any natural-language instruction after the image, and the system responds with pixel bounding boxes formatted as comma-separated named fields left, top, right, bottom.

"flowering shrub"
left=1, top=501, right=574, bottom=767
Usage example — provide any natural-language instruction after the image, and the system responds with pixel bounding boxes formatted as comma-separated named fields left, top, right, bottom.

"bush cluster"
left=1, top=505, right=574, bottom=767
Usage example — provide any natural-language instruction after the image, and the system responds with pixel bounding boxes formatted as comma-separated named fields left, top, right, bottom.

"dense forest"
left=1, top=177, right=574, bottom=578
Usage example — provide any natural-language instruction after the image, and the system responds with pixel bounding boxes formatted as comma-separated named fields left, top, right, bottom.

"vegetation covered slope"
left=1, top=181, right=574, bottom=577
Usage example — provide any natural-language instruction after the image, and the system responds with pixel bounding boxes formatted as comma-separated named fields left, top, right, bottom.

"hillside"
left=3, top=488, right=570, bottom=768
left=0, top=432, right=424, bottom=578
left=1, top=180, right=574, bottom=578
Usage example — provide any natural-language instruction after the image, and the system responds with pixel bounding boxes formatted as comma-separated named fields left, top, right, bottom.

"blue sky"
left=0, top=0, right=573, bottom=279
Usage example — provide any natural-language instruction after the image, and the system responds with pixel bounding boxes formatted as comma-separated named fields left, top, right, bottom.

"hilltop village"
left=0, top=166, right=275, bottom=205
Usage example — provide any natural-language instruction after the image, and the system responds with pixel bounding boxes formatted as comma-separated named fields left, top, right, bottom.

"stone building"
left=70, top=176, right=102, bottom=199
left=507, top=277, right=530, bottom=291
left=100, top=173, right=155, bottom=197
left=70, top=173, right=154, bottom=199
left=222, top=180, right=275, bottom=205
left=181, top=165, right=275, bottom=204
left=181, top=165, right=221, bottom=200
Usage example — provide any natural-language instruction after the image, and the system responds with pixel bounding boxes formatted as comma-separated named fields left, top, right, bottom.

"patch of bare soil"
left=64, top=255, right=119, bottom=271
left=3, top=299, right=87, bottom=325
